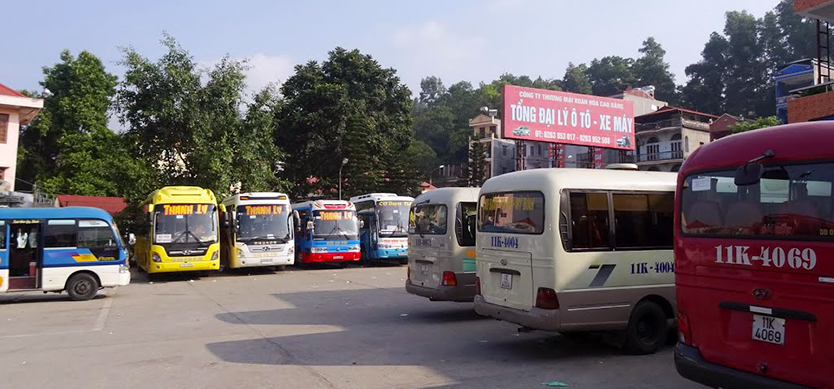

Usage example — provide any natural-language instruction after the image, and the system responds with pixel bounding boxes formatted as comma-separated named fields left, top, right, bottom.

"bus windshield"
left=681, top=162, right=834, bottom=238
left=237, top=205, right=291, bottom=243
left=478, top=191, right=545, bottom=234
left=313, top=210, right=359, bottom=240
left=376, top=200, right=410, bottom=237
left=154, top=204, right=217, bottom=245
left=410, top=204, right=447, bottom=235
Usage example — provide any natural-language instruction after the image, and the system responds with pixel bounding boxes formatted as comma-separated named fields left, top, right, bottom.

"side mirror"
left=306, top=220, right=314, bottom=233
left=734, top=163, right=764, bottom=186
left=359, top=218, right=365, bottom=228
left=128, top=233, right=136, bottom=246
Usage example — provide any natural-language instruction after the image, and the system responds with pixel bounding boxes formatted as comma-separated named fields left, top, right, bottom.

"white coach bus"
left=473, top=168, right=678, bottom=354
left=406, top=187, right=479, bottom=302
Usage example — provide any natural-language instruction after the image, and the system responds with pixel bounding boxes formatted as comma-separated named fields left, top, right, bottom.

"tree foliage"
left=729, top=116, right=780, bottom=134
left=458, top=141, right=487, bottom=187
left=276, top=47, right=417, bottom=198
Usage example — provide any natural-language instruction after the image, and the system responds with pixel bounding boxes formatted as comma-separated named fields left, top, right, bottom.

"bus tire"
left=66, top=273, right=99, bottom=301
left=624, top=300, right=667, bottom=355
left=274, top=265, right=286, bottom=271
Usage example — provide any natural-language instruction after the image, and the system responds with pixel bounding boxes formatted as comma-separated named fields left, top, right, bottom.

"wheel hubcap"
left=76, top=280, right=91, bottom=294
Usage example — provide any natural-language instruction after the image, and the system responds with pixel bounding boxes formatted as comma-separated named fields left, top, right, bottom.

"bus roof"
left=292, top=199, right=356, bottom=211
left=481, top=168, right=677, bottom=194
left=0, top=206, right=114, bottom=221
left=681, top=122, right=833, bottom=176
left=222, top=192, right=290, bottom=206
left=145, top=186, right=218, bottom=205
left=349, top=193, right=413, bottom=203
left=412, top=187, right=480, bottom=206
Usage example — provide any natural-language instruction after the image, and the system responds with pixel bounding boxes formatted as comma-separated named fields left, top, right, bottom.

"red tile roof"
left=56, top=195, right=128, bottom=215
left=636, top=105, right=719, bottom=119
left=0, top=83, right=27, bottom=98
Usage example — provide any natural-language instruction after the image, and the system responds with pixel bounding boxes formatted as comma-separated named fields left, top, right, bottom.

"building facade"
left=0, top=83, right=43, bottom=191
left=634, top=107, right=716, bottom=172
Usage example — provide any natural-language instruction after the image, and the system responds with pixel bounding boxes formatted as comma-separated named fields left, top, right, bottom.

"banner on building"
left=549, top=144, right=566, bottom=168
left=502, top=85, right=635, bottom=150
left=593, top=147, right=606, bottom=169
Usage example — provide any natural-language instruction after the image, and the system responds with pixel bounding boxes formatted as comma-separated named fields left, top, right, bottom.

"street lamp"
left=429, top=164, right=445, bottom=186
left=338, top=158, right=349, bottom=200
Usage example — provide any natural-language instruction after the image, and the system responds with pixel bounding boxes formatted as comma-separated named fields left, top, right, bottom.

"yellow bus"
left=133, top=186, right=222, bottom=274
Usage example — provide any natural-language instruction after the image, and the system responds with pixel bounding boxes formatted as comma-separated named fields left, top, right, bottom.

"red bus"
left=674, top=122, right=834, bottom=389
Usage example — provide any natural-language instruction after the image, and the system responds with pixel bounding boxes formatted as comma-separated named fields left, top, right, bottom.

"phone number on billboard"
left=539, top=131, right=610, bottom=145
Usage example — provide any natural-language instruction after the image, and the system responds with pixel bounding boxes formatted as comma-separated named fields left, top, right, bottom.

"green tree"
left=586, top=56, right=636, bottom=96
left=724, top=11, right=770, bottom=117
left=418, top=76, right=446, bottom=109
left=118, top=35, right=270, bottom=198
left=633, top=37, right=678, bottom=103
left=728, top=116, right=780, bottom=134
left=16, top=50, right=149, bottom=198
left=235, top=87, right=288, bottom=193
left=276, top=47, right=416, bottom=198
left=342, top=115, right=383, bottom=197
left=562, top=62, right=592, bottom=94
left=459, top=141, right=487, bottom=187
left=680, top=32, right=730, bottom=115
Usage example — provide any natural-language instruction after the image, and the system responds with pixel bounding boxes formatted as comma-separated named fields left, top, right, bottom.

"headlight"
left=311, top=247, right=328, bottom=253
left=211, top=251, right=219, bottom=261
left=348, top=246, right=361, bottom=252
left=236, top=248, right=244, bottom=257
left=152, top=253, right=162, bottom=263
left=119, top=264, right=130, bottom=273
left=288, top=246, right=294, bottom=254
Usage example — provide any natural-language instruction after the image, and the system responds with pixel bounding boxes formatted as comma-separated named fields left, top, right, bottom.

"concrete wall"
left=0, top=108, right=20, bottom=191
left=682, top=128, right=711, bottom=158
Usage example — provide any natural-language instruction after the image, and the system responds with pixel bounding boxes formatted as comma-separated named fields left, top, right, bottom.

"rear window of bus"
left=478, top=191, right=544, bottom=234
left=410, top=204, right=447, bottom=235
left=680, top=162, right=834, bottom=239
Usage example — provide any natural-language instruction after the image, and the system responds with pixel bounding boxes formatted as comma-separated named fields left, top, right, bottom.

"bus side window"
left=0, top=222, right=5, bottom=250
left=45, top=220, right=78, bottom=248
left=569, top=192, right=610, bottom=250
left=78, top=220, right=118, bottom=249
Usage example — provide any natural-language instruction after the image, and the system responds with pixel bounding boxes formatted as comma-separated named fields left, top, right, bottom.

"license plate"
left=333, top=256, right=343, bottom=260
left=421, top=264, right=429, bottom=276
left=260, top=259, right=272, bottom=264
left=180, top=263, right=194, bottom=268
left=500, top=273, right=513, bottom=289
left=752, top=314, right=785, bottom=345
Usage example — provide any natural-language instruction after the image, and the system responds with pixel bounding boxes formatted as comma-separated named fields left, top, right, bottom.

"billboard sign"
left=502, top=85, right=635, bottom=150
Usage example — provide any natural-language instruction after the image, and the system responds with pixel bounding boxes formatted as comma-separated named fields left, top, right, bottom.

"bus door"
left=8, top=220, right=42, bottom=290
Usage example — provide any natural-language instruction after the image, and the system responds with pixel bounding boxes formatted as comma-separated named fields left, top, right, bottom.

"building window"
left=670, top=134, right=682, bottom=158
left=0, top=114, right=8, bottom=144
left=479, top=127, right=486, bottom=138
left=0, top=167, right=5, bottom=181
left=502, top=146, right=507, bottom=156
left=489, top=125, right=496, bottom=136
left=684, top=136, right=690, bottom=152
left=646, top=137, right=660, bottom=161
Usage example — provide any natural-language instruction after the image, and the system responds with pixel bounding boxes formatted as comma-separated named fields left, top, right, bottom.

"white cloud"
left=388, top=21, right=487, bottom=92
left=242, top=53, right=296, bottom=95
left=201, top=53, right=296, bottom=98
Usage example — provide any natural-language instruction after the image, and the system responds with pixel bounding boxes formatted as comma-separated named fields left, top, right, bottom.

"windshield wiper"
left=323, top=223, right=348, bottom=240
left=414, top=222, right=425, bottom=238
left=172, top=230, right=208, bottom=247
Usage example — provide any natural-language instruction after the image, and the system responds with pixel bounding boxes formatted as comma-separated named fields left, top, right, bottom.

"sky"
left=2, top=0, right=782, bottom=98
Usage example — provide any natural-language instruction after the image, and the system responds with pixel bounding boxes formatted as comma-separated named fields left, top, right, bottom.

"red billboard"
left=502, top=85, right=635, bottom=150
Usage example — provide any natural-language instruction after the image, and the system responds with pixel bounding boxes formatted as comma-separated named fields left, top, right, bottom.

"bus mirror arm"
left=306, top=220, right=314, bottom=234
left=128, top=233, right=136, bottom=246
left=735, top=149, right=774, bottom=186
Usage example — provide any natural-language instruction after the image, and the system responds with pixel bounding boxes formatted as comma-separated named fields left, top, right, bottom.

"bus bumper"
left=147, top=260, right=219, bottom=273
left=301, top=252, right=360, bottom=263
left=474, top=295, right=562, bottom=331
left=374, top=248, right=408, bottom=260
left=674, top=343, right=810, bottom=389
left=405, top=273, right=476, bottom=302
left=234, top=255, right=294, bottom=268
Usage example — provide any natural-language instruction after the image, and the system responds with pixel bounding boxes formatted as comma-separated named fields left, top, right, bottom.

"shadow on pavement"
left=206, top=286, right=621, bottom=368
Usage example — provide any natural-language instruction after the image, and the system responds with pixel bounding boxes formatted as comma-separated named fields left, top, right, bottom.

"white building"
left=634, top=106, right=717, bottom=172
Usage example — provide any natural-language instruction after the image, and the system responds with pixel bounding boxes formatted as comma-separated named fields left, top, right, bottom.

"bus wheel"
left=66, top=273, right=98, bottom=301
left=624, top=301, right=667, bottom=355
left=274, top=265, right=286, bottom=272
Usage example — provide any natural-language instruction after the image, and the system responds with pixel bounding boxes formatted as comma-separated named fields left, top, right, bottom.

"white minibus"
left=474, top=168, right=677, bottom=354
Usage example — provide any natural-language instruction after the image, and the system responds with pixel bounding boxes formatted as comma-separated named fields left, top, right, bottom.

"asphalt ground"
left=0, top=264, right=702, bottom=389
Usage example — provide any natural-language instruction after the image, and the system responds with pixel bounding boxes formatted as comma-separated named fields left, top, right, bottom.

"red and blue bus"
left=674, top=122, right=834, bottom=389
left=292, top=200, right=360, bottom=267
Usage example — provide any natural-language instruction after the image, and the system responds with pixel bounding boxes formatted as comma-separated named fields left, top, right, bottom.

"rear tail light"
left=441, top=271, right=457, bottom=287
left=407, top=266, right=411, bottom=280
left=475, top=276, right=481, bottom=295
left=535, top=287, right=559, bottom=310
left=678, top=311, right=691, bottom=345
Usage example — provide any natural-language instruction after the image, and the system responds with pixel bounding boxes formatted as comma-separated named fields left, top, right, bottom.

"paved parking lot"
left=0, top=265, right=700, bottom=389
